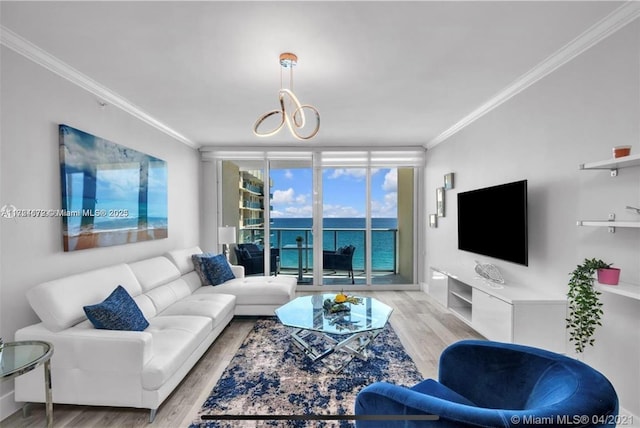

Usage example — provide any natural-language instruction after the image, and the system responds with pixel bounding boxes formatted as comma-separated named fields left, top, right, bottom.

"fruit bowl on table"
left=323, top=293, right=362, bottom=314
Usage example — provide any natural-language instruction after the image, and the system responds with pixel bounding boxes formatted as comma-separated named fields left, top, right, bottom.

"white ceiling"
left=0, top=1, right=630, bottom=149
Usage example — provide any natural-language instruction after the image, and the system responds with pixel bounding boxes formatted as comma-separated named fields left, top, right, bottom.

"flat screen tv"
left=457, top=179, right=528, bottom=266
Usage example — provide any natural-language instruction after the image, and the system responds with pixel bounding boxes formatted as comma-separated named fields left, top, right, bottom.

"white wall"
left=0, top=47, right=202, bottom=419
left=425, top=21, right=639, bottom=415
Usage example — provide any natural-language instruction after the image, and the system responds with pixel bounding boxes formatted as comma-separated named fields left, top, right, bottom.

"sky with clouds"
left=62, top=125, right=168, bottom=221
left=270, top=167, right=397, bottom=218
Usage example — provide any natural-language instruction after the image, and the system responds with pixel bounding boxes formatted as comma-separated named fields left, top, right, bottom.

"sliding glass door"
left=212, top=149, right=421, bottom=287
left=321, top=166, right=367, bottom=285
left=319, top=152, right=416, bottom=286
left=269, top=160, right=313, bottom=283
left=371, top=167, right=415, bottom=284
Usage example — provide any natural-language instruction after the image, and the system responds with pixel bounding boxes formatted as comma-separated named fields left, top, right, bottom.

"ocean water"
left=270, top=218, right=398, bottom=271
left=66, top=216, right=167, bottom=234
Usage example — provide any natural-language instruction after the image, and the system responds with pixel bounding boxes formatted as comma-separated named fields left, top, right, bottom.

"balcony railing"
left=242, top=201, right=263, bottom=209
left=242, top=218, right=264, bottom=227
left=241, top=182, right=263, bottom=194
left=266, top=227, right=398, bottom=273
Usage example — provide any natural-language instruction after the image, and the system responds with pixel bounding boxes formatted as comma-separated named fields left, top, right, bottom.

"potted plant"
left=566, top=258, right=609, bottom=354
left=597, top=265, right=620, bottom=286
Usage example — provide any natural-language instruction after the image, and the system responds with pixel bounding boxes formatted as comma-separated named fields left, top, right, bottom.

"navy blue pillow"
left=192, top=253, right=235, bottom=286
left=83, top=285, right=149, bottom=331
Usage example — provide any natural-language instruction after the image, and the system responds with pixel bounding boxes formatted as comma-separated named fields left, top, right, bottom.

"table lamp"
left=218, top=226, right=236, bottom=260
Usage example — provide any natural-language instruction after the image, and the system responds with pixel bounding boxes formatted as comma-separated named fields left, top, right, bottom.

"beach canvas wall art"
left=59, top=124, right=168, bottom=251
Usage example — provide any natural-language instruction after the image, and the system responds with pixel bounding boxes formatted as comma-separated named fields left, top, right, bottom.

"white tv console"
left=429, top=267, right=567, bottom=353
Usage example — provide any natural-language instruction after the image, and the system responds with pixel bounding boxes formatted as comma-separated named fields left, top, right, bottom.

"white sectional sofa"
left=14, top=246, right=296, bottom=422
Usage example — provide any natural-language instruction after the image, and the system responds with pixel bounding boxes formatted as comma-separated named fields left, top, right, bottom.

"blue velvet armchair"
left=355, top=340, right=618, bottom=427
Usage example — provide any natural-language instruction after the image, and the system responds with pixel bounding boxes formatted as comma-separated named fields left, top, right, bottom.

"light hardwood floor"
left=1, top=291, right=482, bottom=427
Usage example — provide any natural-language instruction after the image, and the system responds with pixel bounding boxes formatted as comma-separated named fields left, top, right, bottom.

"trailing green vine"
left=566, top=258, right=609, bottom=354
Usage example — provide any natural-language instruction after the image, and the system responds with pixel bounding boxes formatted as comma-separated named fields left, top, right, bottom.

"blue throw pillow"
left=83, top=285, right=149, bottom=331
left=192, top=253, right=235, bottom=286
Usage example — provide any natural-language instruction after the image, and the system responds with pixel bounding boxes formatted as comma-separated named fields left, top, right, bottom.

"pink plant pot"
left=597, top=268, right=620, bottom=286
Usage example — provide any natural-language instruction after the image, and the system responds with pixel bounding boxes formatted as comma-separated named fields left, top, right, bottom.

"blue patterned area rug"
left=190, top=317, right=424, bottom=428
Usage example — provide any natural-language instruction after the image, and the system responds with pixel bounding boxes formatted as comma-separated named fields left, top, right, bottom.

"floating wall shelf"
left=577, top=155, right=640, bottom=231
left=577, top=153, right=640, bottom=301
left=577, top=220, right=640, bottom=228
left=596, top=282, right=640, bottom=301
left=580, top=153, right=640, bottom=176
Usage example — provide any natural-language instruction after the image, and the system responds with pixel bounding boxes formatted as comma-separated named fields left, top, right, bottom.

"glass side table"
left=0, top=341, right=54, bottom=428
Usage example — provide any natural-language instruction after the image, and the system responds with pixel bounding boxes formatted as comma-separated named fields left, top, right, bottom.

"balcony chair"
left=323, top=245, right=356, bottom=284
left=355, top=339, right=618, bottom=427
left=233, top=243, right=279, bottom=276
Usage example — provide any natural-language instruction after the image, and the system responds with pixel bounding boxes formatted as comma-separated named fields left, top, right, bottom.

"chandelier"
left=253, top=52, right=320, bottom=140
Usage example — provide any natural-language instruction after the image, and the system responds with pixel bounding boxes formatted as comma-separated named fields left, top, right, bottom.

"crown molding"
left=427, top=1, right=640, bottom=149
left=0, top=25, right=197, bottom=149
left=3, top=0, right=638, bottom=153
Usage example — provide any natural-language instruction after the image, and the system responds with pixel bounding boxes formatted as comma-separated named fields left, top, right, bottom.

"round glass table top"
left=275, top=294, right=393, bottom=335
left=0, top=341, right=53, bottom=380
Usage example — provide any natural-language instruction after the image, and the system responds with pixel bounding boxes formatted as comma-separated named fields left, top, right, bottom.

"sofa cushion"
left=192, top=253, right=235, bottom=286
left=164, top=246, right=203, bottom=275
left=133, top=294, right=158, bottom=320
left=158, top=293, right=236, bottom=325
left=142, top=315, right=212, bottom=390
left=182, top=267, right=239, bottom=289
left=26, top=264, right=143, bottom=332
left=128, top=257, right=181, bottom=293
left=165, top=277, right=196, bottom=301
left=83, top=286, right=149, bottom=331
left=183, top=271, right=206, bottom=293
left=145, top=283, right=180, bottom=314
left=194, top=276, right=296, bottom=306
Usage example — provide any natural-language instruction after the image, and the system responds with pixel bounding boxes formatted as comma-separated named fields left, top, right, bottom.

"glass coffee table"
left=275, top=294, right=393, bottom=372
left=0, top=340, right=54, bottom=428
